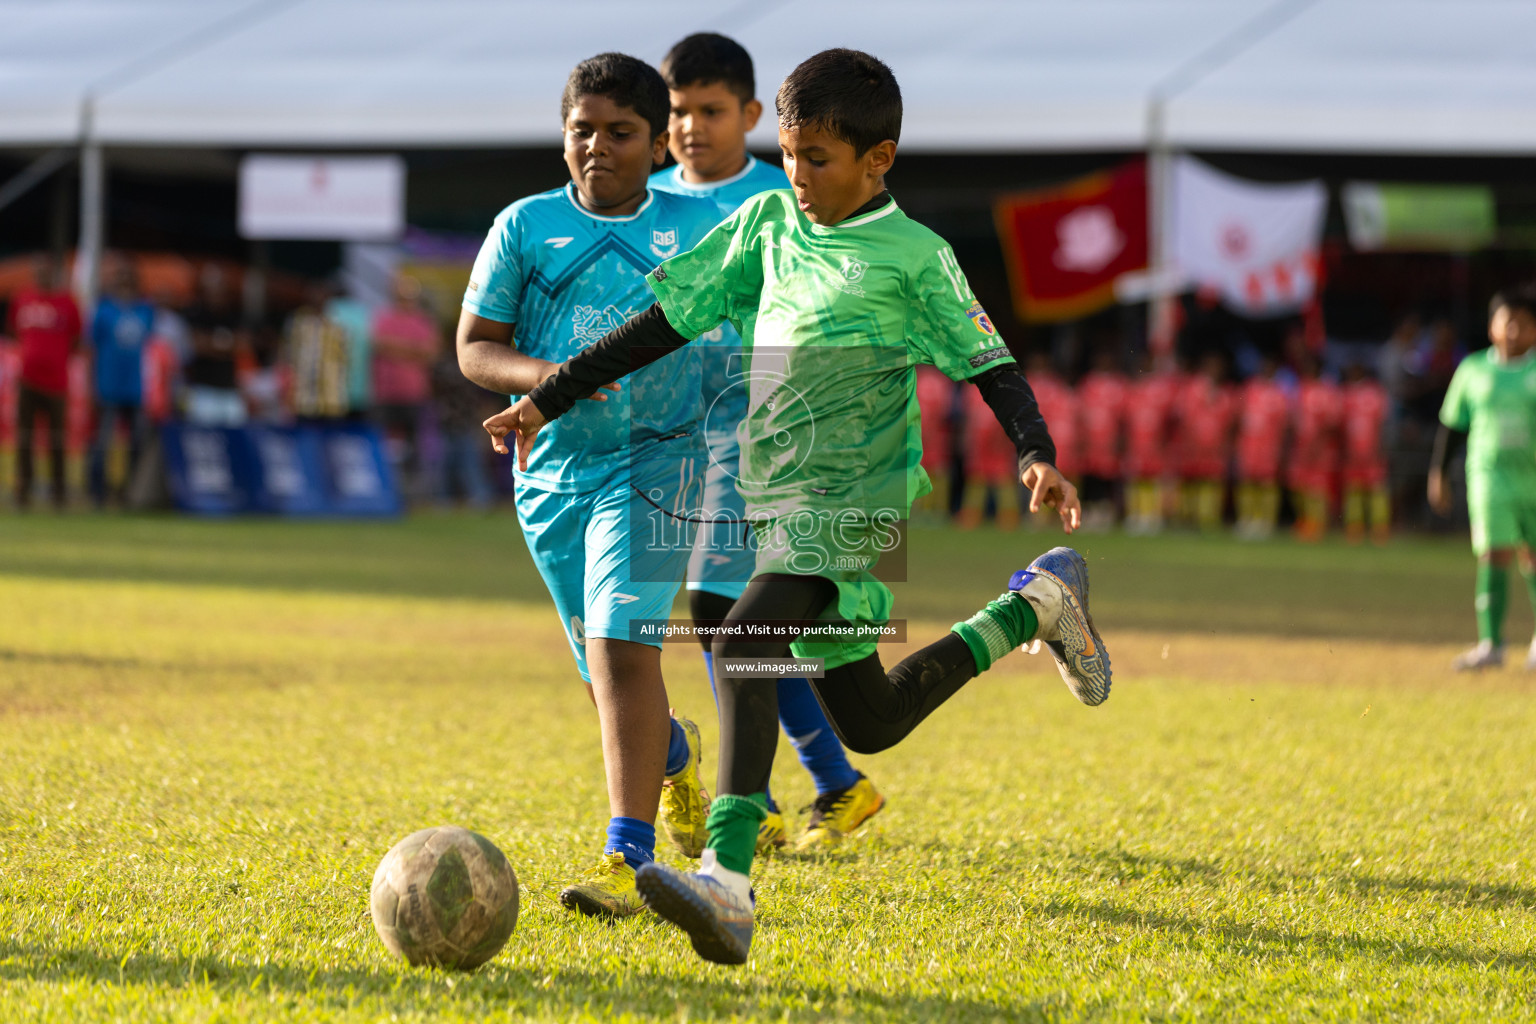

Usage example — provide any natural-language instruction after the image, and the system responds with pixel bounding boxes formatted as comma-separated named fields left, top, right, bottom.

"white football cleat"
left=1452, top=640, right=1503, bottom=672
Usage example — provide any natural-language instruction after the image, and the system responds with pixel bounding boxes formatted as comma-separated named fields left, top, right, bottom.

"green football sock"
left=951, top=592, right=1039, bottom=674
left=1522, top=566, right=1536, bottom=629
left=704, top=793, right=767, bottom=876
left=1476, top=562, right=1509, bottom=646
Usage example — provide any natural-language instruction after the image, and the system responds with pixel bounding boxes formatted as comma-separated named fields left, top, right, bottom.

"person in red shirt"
left=1233, top=356, right=1289, bottom=539
left=1076, top=348, right=1127, bottom=529
left=371, top=274, right=442, bottom=500
left=1025, top=352, right=1079, bottom=526
left=1289, top=354, right=1344, bottom=541
left=913, top=364, right=956, bottom=520
left=6, top=255, right=81, bottom=508
left=1341, top=363, right=1391, bottom=544
left=1124, top=356, right=1180, bottom=534
left=1173, top=352, right=1236, bottom=531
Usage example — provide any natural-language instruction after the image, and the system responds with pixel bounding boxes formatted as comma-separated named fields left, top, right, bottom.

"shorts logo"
left=571, top=615, right=586, bottom=646
left=967, top=301, right=996, bottom=336
left=651, top=228, right=679, bottom=259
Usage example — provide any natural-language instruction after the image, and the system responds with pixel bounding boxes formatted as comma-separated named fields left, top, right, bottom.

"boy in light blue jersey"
left=457, top=53, right=721, bottom=920
left=650, top=33, right=884, bottom=855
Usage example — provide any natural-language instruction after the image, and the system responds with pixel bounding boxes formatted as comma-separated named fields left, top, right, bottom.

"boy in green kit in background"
left=1430, top=285, right=1536, bottom=670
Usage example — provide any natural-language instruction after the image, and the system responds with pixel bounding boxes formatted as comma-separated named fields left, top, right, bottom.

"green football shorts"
left=1467, top=476, right=1536, bottom=555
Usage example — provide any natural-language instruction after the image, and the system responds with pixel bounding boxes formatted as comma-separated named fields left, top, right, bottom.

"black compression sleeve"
left=969, top=364, right=1057, bottom=475
left=526, top=303, right=689, bottom=421
left=1431, top=424, right=1465, bottom=476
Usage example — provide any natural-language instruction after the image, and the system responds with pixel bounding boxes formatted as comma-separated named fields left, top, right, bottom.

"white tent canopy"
left=4, top=0, right=1536, bottom=153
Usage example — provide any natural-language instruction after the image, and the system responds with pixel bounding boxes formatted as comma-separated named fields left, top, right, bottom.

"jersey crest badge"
left=967, top=300, right=996, bottom=336
left=651, top=228, right=679, bottom=259
left=833, top=256, right=868, bottom=297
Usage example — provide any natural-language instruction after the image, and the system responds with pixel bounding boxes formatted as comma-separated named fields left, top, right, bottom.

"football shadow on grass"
left=0, top=938, right=1047, bottom=1022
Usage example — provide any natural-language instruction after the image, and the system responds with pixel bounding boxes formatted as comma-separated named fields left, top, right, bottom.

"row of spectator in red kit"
left=916, top=363, right=1391, bottom=489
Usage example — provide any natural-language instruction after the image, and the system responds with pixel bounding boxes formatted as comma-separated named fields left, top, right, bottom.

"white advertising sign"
left=239, top=154, right=404, bottom=241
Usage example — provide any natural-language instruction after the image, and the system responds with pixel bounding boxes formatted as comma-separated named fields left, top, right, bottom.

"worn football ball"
left=369, top=825, right=519, bottom=970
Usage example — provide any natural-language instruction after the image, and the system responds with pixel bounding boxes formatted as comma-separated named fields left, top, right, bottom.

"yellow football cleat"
left=756, top=809, right=787, bottom=855
left=660, top=714, right=710, bottom=857
left=795, top=775, right=885, bottom=853
left=558, top=852, right=644, bottom=918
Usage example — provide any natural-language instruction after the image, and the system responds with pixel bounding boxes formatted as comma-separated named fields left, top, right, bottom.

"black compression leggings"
left=709, top=574, right=979, bottom=795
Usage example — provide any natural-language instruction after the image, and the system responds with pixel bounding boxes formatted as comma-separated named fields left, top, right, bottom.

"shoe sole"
left=635, top=869, right=749, bottom=965
left=1019, top=554, right=1112, bottom=706
left=558, top=887, right=641, bottom=919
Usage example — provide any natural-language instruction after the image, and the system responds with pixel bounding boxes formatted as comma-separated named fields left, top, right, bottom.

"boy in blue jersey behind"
left=650, top=33, right=885, bottom=855
left=456, top=53, right=722, bottom=919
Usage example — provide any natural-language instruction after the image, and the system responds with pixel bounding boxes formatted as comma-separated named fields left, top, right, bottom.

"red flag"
left=994, top=161, right=1148, bottom=322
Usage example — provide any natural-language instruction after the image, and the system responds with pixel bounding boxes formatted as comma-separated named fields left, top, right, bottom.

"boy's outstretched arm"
left=481, top=303, right=694, bottom=468
left=525, top=303, right=691, bottom=420
left=970, top=364, right=1081, bottom=533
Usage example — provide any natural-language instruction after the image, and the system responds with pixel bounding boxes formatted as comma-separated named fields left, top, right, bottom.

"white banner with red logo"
left=1164, top=156, right=1326, bottom=315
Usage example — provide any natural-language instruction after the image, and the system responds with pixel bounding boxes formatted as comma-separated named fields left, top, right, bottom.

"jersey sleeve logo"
left=967, top=300, right=996, bottom=336
left=651, top=228, right=679, bottom=259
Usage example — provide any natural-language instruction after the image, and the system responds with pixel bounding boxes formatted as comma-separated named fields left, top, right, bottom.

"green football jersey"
left=1440, top=349, right=1536, bottom=498
left=646, top=189, right=1013, bottom=523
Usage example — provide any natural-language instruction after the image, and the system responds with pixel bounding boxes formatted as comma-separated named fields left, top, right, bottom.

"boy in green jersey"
left=485, top=49, right=1112, bottom=964
left=1430, top=285, right=1536, bottom=670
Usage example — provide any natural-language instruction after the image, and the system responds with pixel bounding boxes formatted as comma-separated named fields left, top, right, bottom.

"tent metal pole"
left=1145, top=96, right=1174, bottom=358
left=74, top=96, right=104, bottom=316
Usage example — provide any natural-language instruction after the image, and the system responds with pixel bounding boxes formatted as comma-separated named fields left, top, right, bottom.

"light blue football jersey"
left=463, top=183, right=721, bottom=493
left=649, top=156, right=789, bottom=442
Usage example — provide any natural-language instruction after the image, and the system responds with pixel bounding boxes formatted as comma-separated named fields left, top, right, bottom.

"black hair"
left=1489, top=284, right=1536, bottom=321
left=775, top=48, right=901, bottom=155
left=561, top=53, right=669, bottom=139
left=660, top=33, right=754, bottom=102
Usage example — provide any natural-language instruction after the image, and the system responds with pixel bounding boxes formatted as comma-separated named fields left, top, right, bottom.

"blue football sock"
left=604, top=816, right=655, bottom=870
left=664, top=717, right=690, bottom=777
left=777, top=677, right=861, bottom=795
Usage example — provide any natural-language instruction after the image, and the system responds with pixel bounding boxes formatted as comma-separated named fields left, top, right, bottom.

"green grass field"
left=0, top=514, right=1532, bottom=1022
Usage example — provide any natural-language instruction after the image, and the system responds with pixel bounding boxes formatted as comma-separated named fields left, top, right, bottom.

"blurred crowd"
left=916, top=316, right=1464, bottom=543
left=1, top=251, right=1476, bottom=536
left=1, top=254, right=507, bottom=510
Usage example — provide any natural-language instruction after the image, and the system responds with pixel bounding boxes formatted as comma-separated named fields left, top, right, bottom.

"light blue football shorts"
left=515, top=441, right=703, bottom=681
left=686, top=431, right=755, bottom=602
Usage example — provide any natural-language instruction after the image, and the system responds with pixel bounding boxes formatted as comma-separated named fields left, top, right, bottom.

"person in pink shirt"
left=1025, top=352, right=1079, bottom=525
left=7, top=255, right=81, bottom=508
left=371, top=274, right=442, bottom=497
left=1289, top=354, right=1345, bottom=542
left=1076, top=349, right=1128, bottom=529
left=1124, top=356, right=1180, bottom=534
left=1341, top=364, right=1390, bottom=544
left=1234, top=356, right=1289, bottom=539
left=1174, top=351, right=1237, bottom=532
